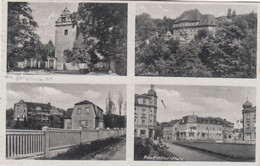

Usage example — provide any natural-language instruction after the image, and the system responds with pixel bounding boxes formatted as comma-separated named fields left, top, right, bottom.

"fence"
left=6, top=127, right=126, bottom=159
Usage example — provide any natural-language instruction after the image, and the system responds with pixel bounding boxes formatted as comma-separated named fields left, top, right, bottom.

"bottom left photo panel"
left=5, top=83, right=127, bottom=160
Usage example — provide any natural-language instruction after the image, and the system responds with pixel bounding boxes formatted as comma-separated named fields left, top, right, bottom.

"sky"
left=136, top=3, right=257, bottom=19
left=7, top=83, right=126, bottom=115
left=29, top=3, right=78, bottom=44
left=136, top=85, right=256, bottom=128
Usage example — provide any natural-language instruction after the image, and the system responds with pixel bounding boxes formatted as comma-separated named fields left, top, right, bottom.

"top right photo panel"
left=135, top=3, right=257, bottom=78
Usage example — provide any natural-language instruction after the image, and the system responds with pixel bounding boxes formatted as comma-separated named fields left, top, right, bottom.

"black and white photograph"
left=135, top=3, right=257, bottom=78
left=7, top=2, right=127, bottom=75
left=6, top=83, right=127, bottom=160
left=134, top=84, right=256, bottom=161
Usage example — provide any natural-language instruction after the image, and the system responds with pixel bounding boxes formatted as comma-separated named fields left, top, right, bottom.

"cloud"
left=83, top=90, right=101, bottom=99
left=199, top=97, right=241, bottom=119
left=7, top=90, right=27, bottom=98
left=156, top=88, right=181, bottom=99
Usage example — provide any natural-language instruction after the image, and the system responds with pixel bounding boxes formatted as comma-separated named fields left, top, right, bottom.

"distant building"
left=172, top=9, right=217, bottom=43
left=162, top=119, right=180, bottom=142
left=163, top=31, right=173, bottom=41
left=163, top=115, right=234, bottom=142
left=13, top=100, right=64, bottom=127
left=64, top=100, right=104, bottom=129
left=242, top=100, right=256, bottom=141
left=134, top=85, right=157, bottom=139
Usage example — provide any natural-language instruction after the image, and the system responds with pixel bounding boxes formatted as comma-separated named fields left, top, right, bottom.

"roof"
left=74, top=100, right=103, bottom=118
left=64, top=108, right=73, bottom=119
left=243, top=100, right=253, bottom=108
left=23, top=102, right=52, bottom=111
left=179, top=115, right=234, bottom=126
left=174, top=9, right=217, bottom=26
left=163, top=119, right=181, bottom=127
left=75, top=100, right=93, bottom=106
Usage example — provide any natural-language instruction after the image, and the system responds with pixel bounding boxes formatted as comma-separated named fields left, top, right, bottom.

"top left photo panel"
left=7, top=2, right=128, bottom=76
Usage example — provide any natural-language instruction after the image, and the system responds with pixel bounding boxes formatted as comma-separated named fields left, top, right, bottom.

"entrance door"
left=49, top=60, right=54, bottom=69
left=149, top=129, right=153, bottom=139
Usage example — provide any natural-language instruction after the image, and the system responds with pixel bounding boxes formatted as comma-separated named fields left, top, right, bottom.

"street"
left=164, top=143, right=224, bottom=161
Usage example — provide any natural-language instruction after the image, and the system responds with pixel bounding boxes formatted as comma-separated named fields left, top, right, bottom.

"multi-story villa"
left=134, top=85, right=157, bottom=139
left=64, top=100, right=104, bottom=129
left=13, top=100, right=64, bottom=127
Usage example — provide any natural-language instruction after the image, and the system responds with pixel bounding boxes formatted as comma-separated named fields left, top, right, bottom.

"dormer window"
left=64, top=29, right=68, bottom=35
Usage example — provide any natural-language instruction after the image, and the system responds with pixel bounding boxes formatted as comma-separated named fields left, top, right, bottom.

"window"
left=77, top=108, right=81, bottom=114
left=81, top=120, right=88, bottom=126
left=143, top=99, right=146, bottom=104
left=246, top=114, right=250, bottom=120
left=64, top=29, right=68, bottom=35
left=140, top=130, right=146, bottom=135
left=85, top=108, right=90, bottom=114
left=142, top=119, right=146, bottom=124
left=61, top=17, right=65, bottom=22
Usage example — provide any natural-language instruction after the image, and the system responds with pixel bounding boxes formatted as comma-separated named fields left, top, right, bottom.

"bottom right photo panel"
left=134, top=84, right=256, bottom=162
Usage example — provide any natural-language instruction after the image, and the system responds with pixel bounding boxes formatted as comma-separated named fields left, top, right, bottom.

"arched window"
left=64, top=29, right=68, bottom=35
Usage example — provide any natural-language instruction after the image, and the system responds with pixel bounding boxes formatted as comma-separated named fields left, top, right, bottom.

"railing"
left=6, top=127, right=126, bottom=159
left=6, top=129, right=45, bottom=159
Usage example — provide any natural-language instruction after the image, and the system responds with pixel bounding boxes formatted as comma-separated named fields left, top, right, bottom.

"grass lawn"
left=174, top=142, right=255, bottom=161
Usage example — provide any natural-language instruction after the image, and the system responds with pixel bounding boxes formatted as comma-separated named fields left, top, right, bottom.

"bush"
left=134, top=138, right=150, bottom=160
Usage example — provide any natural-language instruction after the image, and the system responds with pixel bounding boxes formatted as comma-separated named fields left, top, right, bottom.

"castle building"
left=242, top=100, right=256, bottom=141
left=172, top=9, right=217, bottom=43
left=13, top=100, right=64, bottom=127
left=64, top=100, right=104, bottom=129
left=134, top=85, right=157, bottom=139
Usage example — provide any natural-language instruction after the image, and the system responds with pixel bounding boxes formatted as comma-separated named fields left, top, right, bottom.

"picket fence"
left=6, top=127, right=126, bottom=159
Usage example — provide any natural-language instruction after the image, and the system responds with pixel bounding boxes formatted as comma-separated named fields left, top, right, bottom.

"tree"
left=14, top=118, right=20, bottom=129
left=117, top=92, right=124, bottom=116
left=72, top=3, right=127, bottom=61
left=136, top=13, right=157, bottom=42
left=232, top=10, right=236, bottom=17
left=106, top=91, right=116, bottom=115
left=63, top=37, right=99, bottom=68
left=227, top=8, right=232, bottom=18
left=7, top=2, right=39, bottom=69
left=23, top=117, right=28, bottom=128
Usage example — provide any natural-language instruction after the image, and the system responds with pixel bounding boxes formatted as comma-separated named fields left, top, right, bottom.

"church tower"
left=55, top=7, right=77, bottom=63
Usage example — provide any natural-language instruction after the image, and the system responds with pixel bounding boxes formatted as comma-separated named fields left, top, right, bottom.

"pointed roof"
left=60, top=7, right=71, bottom=17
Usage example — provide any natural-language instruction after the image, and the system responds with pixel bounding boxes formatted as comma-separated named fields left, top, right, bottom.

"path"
left=109, top=141, right=126, bottom=160
left=164, top=143, right=224, bottom=161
